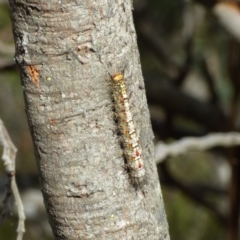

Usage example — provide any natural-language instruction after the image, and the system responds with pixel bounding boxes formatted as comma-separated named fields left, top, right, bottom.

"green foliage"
left=0, top=5, right=11, bottom=29
left=164, top=188, right=225, bottom=240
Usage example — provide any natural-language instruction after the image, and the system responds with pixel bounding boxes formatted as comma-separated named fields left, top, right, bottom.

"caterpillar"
left=111, top=73, right=145, bottom=181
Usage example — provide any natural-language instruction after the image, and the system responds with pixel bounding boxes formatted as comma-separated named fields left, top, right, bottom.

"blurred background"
left=0, top=0, right=240, bottom=239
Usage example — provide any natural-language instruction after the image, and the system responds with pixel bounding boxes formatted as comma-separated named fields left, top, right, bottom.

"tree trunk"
left=8, top=0, right=170, bottom=239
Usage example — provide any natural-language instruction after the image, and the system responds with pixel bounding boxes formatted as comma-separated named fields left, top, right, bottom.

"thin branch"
left=0, top=41, right=15, bottom=56
left=0, top=173, right=12, bottom=226
left=0, top=0, right=8, bottom=5
left=0, top=119, right=25, bottom=240
left=213, top=2, right=240, bottom=42
left=155, top=132, right=240, bottom=164
left=200, top=58, right=219, bottom=105
left=0, top=59, right=16, bottom=71
left=145, top=77, right=227, bottom=131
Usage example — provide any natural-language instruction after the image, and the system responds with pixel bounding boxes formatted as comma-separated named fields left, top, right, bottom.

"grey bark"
left=8, top=0, right=170, bottom=239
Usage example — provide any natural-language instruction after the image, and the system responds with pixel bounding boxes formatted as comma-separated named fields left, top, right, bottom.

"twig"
left=0, top=41, right=14, bottom=55
left=200, top=58, right=219, bottom=105
left=155, top=132, right=240, bottom=164
left=145, top=77, right=227, bottom=131
left=0, top=119, right=25, bottom=240
left=0, top=59, right=16, bottom=71
left=0, top=0, right=8, bottom=5
left=213, top=2, right=240, bottom=42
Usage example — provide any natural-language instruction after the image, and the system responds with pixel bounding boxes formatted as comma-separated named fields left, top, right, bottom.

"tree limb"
left=155, top=132, right=240, bottom=164
left=0, top=119, right=25, bottom=240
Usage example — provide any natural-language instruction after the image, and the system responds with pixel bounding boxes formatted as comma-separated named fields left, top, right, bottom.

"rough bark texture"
left=8, top=0, right=170, bottom=239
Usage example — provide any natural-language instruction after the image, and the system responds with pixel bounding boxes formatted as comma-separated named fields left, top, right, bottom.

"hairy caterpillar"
left=111, top=73, right=145, bottom=181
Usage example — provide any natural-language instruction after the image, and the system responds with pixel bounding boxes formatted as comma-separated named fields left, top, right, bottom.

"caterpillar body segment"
left=111, top=74, right=145, bottom=181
